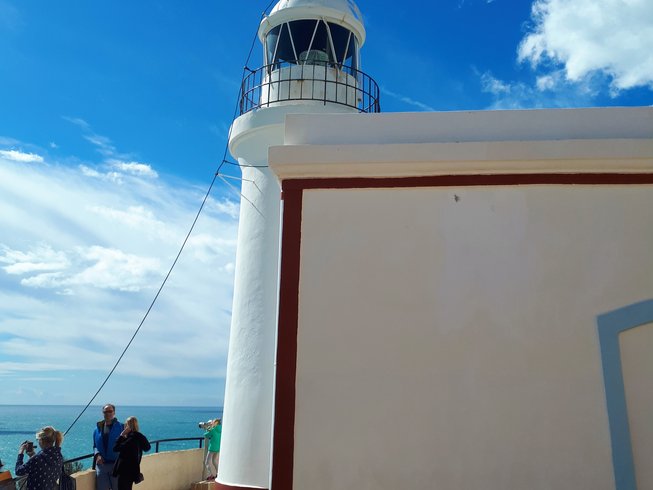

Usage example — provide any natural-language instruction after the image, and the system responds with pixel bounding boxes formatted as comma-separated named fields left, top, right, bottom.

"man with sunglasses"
left=93, top=404, right=124, bottom=490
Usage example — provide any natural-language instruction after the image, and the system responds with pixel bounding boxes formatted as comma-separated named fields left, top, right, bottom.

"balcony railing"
left=238, top=61, right=380, bottom=115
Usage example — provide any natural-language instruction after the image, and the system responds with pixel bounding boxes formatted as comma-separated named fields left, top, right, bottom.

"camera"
left=198, top=420, right=213, bottom=430
left=23, top=441, right=34, bottom=452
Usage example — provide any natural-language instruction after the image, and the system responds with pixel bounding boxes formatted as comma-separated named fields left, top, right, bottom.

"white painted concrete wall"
left=269, top=107, right=653, bottom=490
left=292, top=185, right=653, bottom=490
left=295, top=187, right=653, bottom=490
left=282, top=107, right=653, bottom=146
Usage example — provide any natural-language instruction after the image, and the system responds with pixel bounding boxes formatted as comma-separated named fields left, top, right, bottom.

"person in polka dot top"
left=15, top=426, right=64, bottom=490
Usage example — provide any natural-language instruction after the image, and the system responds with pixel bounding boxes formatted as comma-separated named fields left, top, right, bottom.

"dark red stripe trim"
left=271, top=186, right=303, bottom=490
left=281, top=173, right=653, bottom=190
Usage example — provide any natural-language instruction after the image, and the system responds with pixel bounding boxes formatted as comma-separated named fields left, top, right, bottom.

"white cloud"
left=0, top=149, right=44, bottom=163
left=480, top=70, right=600, bottom=109
left=79, top=161, right=159, bottom=183
left=536, top=73, right=559, bottom=91
left=480, top=73, right=542, bottom=109
left=84, top=133, right=116, bottom=157
left=0, top=244, right=69, bottom=274
left=79, top=164, right=102, bottom=178
left=73, top=246, right=163, bottom=291
left=89, top=205, right=166, bottom=233
left=79, top=164, right=125, bottom=183
left=66, top=119, right=156, bottom=178
left=187, top=234, right=238, bottom=263
left=1, top=244, right=162, bottom=292
left=108, top=159, right=159, bottom=178
left=480, top=72, right=512, bottom=95
left=63, top=116, right=91, bottom=131
left=0, top=147, right=238, bottom=395
left=519, top=0, right=653, bottom=91
left=208, top=196, right=240, bottom=219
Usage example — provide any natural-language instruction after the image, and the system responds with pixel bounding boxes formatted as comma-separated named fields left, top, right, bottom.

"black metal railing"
left=63, top=437, right=204, bottom=466
left=238, top=61, right=380, bottom=115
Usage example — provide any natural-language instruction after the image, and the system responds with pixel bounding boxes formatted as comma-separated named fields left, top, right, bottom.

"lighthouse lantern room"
left=239, top=0, right=380, bottom=115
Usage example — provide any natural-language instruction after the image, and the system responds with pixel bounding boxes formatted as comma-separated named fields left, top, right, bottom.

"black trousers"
left=117, top=475, right=134, bottom=490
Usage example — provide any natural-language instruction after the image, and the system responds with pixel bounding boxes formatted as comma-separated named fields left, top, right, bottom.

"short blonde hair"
left=36, top=426, right=63, bottom=447
left=125, top=416, right=140, bottom=432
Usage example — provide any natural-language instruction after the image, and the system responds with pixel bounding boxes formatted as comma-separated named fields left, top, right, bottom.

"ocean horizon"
left=0, top=404, right=222, bottom=470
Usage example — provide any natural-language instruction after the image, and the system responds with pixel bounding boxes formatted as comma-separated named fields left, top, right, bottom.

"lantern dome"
left=259, top=0, right=366, bottom=47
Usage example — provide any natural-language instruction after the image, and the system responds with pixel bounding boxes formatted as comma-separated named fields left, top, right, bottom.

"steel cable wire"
left=64, top=1, right=278, bottom=436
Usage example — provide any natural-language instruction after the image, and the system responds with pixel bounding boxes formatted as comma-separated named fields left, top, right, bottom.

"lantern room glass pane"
left=265, top=20, right=359, bottom=71
left=327, top=22, right=358, bottom=70
left=292, top=19, right=328, bottom=64
left=266, top=24, right=293, bottom=65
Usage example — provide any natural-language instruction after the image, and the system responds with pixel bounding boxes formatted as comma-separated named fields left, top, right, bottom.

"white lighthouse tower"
left=219, top=0, right=379, bottom=488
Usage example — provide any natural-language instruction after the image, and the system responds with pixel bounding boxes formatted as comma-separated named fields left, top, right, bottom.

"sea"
left=0, top=405, right=222, bottom=470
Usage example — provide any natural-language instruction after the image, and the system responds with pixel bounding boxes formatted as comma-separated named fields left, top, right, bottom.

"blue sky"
left=1, top=0, right=651, bottom=406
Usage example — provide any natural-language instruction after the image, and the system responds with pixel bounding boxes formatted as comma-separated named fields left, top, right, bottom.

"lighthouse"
left=219, top=0, right=379, bottom=488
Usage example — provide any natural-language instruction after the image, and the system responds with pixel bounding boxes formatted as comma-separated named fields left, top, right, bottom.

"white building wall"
left=292, top=184, right=653, bottom=489
left=268, top=107, right=653, bottom=490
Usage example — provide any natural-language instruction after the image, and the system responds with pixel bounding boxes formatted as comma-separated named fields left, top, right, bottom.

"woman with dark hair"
left=112, top=417, right=150, bottom=490
left=15, top=426, right=64, bottom=490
